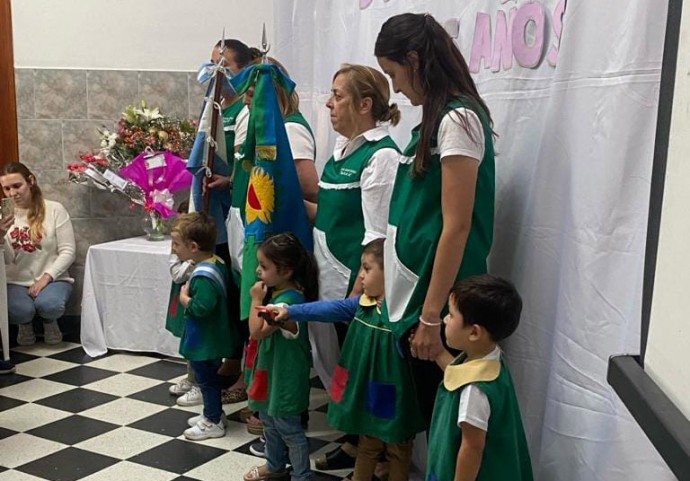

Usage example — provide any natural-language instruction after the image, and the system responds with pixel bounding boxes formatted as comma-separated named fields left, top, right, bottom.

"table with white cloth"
left=80, top=236, right=181, bottom=358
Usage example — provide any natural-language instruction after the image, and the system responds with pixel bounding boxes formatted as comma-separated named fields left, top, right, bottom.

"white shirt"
left=234, top=108, right=315, bottom=162
left=438, top=107, right=485, bottom=163
left=233, top=106, right=250, bottom=149
left=457, top=346, right=502, bottom=431
left=332, top=126, right=399, bottom=244
left=285, top=122, right=315, bottom=161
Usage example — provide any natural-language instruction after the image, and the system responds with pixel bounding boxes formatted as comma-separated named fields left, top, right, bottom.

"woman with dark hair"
left=375, top=12, right=496, bottom=422
left=0, top=162, right=76, bottom=346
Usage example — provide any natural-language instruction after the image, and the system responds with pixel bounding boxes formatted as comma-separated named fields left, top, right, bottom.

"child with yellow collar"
left=269, top=238, right=424, bottom=481
left=428, top=275, right=533, bottom=481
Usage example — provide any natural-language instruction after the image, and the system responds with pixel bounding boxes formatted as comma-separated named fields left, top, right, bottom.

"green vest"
left=427, top=355, right=533, bottom=481
left=383, top=98, right=495, bottom=337
left=314, top=135, right=399, bottom=297
left=247, top=288, right=312, bottom=416
left=179, top=257, right=240, bottom=361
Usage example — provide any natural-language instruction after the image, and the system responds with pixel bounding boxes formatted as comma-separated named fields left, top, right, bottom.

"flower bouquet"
left=120, top=149, right=192, bottom=240
left=67, top=101, right=196, bottom=239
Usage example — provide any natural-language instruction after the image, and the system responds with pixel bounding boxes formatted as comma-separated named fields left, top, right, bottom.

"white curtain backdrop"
left=273, top=1, right=675, bottom=480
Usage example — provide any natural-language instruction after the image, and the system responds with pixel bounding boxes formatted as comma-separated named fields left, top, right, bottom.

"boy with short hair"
left=173, top=212, right=240, bottom=441
left=428, top=274, right=533, bottom=481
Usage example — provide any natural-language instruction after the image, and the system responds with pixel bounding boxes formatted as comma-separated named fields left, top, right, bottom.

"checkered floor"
left=0, top=342, right=353, bottom=481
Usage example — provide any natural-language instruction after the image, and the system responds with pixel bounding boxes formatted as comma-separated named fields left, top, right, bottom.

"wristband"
left=418, top=315, right=442, bottom=327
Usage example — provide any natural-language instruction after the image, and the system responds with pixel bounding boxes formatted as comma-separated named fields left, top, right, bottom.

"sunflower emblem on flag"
left=246, top=166, right=275, bottom=225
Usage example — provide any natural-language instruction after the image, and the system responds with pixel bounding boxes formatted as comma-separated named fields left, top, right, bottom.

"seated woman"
left=0, top=162, right=76, bottom=345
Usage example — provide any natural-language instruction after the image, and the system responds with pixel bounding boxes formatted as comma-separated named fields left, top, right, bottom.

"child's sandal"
left=243, top=465, right=288, bottom=481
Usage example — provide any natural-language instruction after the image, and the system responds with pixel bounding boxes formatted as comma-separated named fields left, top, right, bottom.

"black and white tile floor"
left=0, top=342, right=352, bottom=481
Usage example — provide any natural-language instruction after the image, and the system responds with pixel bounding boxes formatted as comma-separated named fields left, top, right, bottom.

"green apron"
left=383, top=98, right=495, bottom=338
left=246, top=288, right=312, bottom=417
left=426, top=354, right=533, bottom=481
left=327, top=295, right=425, bottom=443
left=314, top=135, right=398, bottom=300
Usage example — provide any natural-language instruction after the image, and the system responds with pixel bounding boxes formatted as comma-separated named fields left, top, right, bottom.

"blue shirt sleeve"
left=287, top=296, right=360, bottom=323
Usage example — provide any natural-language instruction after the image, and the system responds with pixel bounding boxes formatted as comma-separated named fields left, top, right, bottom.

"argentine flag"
left=187, top=72, right=232, bottom=244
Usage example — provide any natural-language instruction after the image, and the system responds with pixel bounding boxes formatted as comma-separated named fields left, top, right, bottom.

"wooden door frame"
left=0, top=0, right=18, bottom=167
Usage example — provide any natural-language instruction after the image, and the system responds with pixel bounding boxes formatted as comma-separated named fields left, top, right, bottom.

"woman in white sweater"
left=0, top=162, right=76, bottom=345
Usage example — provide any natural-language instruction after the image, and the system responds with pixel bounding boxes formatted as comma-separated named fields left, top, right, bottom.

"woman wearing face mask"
left=0, top=162, right=76, bottom=346
left=375, top=13, right=496, bottom=423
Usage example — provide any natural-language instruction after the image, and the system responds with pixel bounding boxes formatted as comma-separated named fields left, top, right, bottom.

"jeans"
left=7, top=282, right=73, bottom=325
left=189, top=359, right=223, bottom=423
left=260, top=411, right=312, bottom=481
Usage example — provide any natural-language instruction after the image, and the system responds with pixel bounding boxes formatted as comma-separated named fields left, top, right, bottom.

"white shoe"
left=169, top=379, right=194, bottom=396
left=176, top=385, right=203, bottom=406
left=187, top=411, right=227, bottom=427
left=184, top=417, right=225, bottom=441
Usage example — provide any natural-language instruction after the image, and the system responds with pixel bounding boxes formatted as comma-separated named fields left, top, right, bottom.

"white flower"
left=135, top=106, right=163, bottom=121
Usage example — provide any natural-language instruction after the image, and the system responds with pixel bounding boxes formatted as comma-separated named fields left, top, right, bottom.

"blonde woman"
left=0, top=162, right=76, bottom=345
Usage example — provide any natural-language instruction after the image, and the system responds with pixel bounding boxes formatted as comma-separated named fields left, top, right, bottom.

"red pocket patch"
left=245, top=339, right=258, bottom=369
left=329, top=365, right=349, bottom=403
left=169, top=294, right=179, bottom=317
left=248, top=368, right=269, bottom=401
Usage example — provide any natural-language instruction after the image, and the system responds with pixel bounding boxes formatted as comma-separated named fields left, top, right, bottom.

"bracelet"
left=418, top=315, right=442, bottom=327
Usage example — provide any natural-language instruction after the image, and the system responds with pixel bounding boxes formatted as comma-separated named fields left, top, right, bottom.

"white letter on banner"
left=512, top=1, right=546, bottom=68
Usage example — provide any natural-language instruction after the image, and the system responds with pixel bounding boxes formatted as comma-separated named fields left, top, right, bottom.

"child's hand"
left=250, top=281, right=267, bottom=301
left=265, top=304, right=289, bottom=323
left=180, top=282, right=191, bottom=307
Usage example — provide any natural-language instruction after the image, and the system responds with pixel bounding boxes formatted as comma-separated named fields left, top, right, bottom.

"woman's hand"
left=410, top=319, right=444, bottom=361
left=250, top=281, right=267, bottom=302
left=28, top=273, right=52, bottom=298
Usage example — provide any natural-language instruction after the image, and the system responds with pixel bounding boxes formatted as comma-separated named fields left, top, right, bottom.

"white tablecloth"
left=80, top=236, right=181, bottom=358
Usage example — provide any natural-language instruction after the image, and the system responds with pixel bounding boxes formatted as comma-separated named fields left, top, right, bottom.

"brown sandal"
left=246, top=414, right=264, bottom=435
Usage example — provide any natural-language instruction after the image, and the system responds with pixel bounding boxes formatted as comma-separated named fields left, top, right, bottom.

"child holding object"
left=166, top=200, right=198, bottom=399
left=243, top=233, right=318, bottom=481
left=268, top=239, right=425, bottom=481
left=173, top=212, right=240, bottom=441
left=427, top=275, right=533, bottom=481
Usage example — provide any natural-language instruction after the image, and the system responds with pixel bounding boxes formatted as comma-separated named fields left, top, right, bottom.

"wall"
left=11, top=0, right=274, bottom=313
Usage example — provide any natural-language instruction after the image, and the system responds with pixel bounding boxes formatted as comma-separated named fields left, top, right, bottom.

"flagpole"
left=202, top=30, right=227, bottom=214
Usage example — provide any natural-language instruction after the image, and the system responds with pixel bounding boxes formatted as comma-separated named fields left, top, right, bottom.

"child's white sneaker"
left=187, top=412, right=227, bottom=427
left=176, top=385, right=203, bottom=406
left=169, top=379, right=194, bottom=396
left=184, top=417, right=225, bottom=441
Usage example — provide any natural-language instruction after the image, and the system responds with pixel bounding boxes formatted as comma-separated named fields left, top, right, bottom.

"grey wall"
left=14, top=68, right=207, bottom=314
